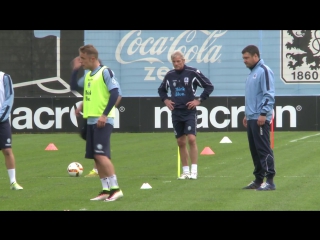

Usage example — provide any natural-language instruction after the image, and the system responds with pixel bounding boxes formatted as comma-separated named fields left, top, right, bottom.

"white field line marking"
left=13, top=77, right=83, bottom=97
left=290, top=133, right=320, bottom=142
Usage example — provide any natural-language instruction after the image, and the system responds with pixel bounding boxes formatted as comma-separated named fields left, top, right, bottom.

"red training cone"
left=200, top=147, right=215, bottom=155
left=45, top=143, right=58, bottom=150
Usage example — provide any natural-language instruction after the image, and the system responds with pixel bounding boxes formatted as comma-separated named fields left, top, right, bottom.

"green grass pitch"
left=0, top=131, right=319, bottom=211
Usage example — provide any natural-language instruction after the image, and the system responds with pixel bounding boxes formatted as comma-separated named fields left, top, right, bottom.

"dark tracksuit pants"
left=246, top=120, right=276, bottom=184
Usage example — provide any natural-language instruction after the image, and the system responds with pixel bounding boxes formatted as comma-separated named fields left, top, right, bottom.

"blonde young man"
left=0, top=71, right=23, bottom=190
left=70, top=57, right=122, bottom=177
left=70, top=44, right=123, bottom=201
left=84, top=93, right=122, bottom=177
left=158, top=50, right=214, bottom=179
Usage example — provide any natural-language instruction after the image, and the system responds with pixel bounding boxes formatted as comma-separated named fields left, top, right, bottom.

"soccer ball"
left=67, top=162, right=83, bottom=177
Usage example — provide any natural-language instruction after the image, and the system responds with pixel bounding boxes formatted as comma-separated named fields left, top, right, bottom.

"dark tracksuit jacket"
left=158, top=65, right=214, bottom=109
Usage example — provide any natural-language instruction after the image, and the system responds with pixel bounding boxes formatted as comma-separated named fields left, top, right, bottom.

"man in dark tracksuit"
left=158, top=50, right=214, bottom=180
left=241, top=45, right=276, bottom=191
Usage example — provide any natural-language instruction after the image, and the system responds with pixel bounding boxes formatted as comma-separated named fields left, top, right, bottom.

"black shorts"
left=172, top=108, right=197, bottom=138
left=85, top=123, right=113, bottom=159
left=0, top=119, right=12, bottom=149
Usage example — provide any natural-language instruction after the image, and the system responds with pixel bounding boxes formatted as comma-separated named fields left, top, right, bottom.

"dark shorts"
left=85, top=123, right=113, bottom=159
left=0, top=119, right=12, bottom=149
left=172, top=108, right=197, bottom=138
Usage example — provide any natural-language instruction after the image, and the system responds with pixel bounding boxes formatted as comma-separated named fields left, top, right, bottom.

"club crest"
left=184, top=77, right=188, bottom=86
left=281, top=30, right=320, bottom=83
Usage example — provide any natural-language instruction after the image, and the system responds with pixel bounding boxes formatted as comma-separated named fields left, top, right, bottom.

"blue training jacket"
left=244, top=59, right=275, bottom=122
left=0, top=72, right=14, bottom=123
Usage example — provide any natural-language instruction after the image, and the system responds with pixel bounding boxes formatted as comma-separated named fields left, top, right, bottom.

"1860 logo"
left=281, top=30, right=320, bottom=83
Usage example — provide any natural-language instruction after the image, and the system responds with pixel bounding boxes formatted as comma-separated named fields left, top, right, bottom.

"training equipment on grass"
left=140, top=183, right=152, bottom=189
left=220, top=136, right=232, bottom=143
left=200, top=147, right=215, bottom=155
left=45, top=143, right=58, bottom=150
left=177, top=146, right=180, bottom=178
left=67, top=162, right=83, bottom=177
left=271, top=112, right=274, bottom=149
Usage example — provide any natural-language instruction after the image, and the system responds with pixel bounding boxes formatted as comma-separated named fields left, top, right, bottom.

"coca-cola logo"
left=115, top=30, right=227, bottom=65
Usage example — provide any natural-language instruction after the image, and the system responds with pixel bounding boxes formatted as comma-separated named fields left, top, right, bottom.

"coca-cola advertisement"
left=1, top=30, right=320, bottom=133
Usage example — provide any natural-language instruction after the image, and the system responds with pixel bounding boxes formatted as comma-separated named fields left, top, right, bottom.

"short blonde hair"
left=79, top=44, right=99, bottom=59
left=171, top=50, right=185, bottom=60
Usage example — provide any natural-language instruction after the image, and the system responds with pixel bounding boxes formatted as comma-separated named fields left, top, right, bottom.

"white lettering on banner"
left=116, top=30, right=226, bottom=64
left=197, top=106, right=245, bottom=128
left=116, top=30, right=165, bottom=64
left=144, top=67, right=156, bottom=80
left=10, top=102, right=297, bottom=130
left=144, top=66, right=171, bottom=81
left=155, top=107, right=172, bottom=128
left=11, top=102, right=120, bottom=130
left=154, top=105, right=297, bottom=128
left=116, top=30, right=227, bottom=81
left=275, top=106, right=296, bottom=127
left=231, top=106, right=245, bottom=127
left=34, top=108, right=55, bottom=129
left=209, top=106, right=230, bottom=128
left=56, top=107, right=70, bottom=128
left=11, top=107, right=33, bottom=129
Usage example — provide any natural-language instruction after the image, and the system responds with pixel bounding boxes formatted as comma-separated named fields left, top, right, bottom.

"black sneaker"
left=256, top=182, right=276, bottom=191
left=243, top=181, right=261, bottom=189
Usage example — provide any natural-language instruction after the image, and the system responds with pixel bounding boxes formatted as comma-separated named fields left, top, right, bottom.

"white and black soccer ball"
left=67, top=162, right=83, bottom=177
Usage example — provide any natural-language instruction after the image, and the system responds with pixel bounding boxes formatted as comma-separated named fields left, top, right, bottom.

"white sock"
left=93, top=168, right=98, bottom=173
left=101, top=177, right=110, bottom=191
left=109, top=175, right=119, bottom=189
left=182, top=166, right=190, bottom=174
left=8, top=169, right=16, bottom=184
left=191, top=164, right=197, bottom=173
